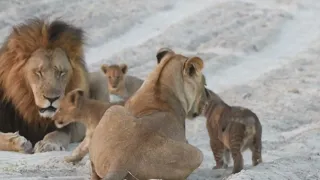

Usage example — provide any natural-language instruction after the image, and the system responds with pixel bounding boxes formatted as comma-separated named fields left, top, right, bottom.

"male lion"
left=100, top=63, right=143, bottom=101
left=203, top=88, right=263, bottom=174
left=0, top=132, right=32, bottom=154
left=89, top=48, right=208, bottom=180
left=0, top=18, right=108, bottom=153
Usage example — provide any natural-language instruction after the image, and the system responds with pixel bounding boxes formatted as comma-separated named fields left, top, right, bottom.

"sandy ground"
left=1, top=0, right=320, bottom=179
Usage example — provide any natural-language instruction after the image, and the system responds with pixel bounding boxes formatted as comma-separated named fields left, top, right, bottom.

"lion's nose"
left=43, top=96, right=60, bottom=104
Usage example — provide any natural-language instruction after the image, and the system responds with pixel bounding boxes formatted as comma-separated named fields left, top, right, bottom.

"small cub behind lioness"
left=101, top=63, right=144, bottom=101
left=203, top=88, right=262, bottom=174
left=52, top=89, right=125, bottom=163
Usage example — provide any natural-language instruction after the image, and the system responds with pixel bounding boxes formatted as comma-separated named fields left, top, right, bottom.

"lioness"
left=52, top=89, right=125, bottom=163
left=101, top=63, right=143, bottom=101
left=89, top=48, right=208, bottom=180
left=203, top=88, right=262, bottom=174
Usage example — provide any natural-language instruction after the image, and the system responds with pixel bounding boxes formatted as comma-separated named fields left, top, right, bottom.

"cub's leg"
left=65, top=135, right=91, bottom=163
left=222, top=149, right=231, bottom=169
left=250, top=128, right=262, bottom=166
left=210, top=139, right=226, bottom=169
left=91, top=161, right=102, bottom=180
left=230, top=125, right=245, bottom=174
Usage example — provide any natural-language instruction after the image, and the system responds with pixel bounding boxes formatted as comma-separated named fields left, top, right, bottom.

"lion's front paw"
left=14, top=137, right=33, bottom=154
left=20, top=140, right=33, bottom=154
left=64, top=155, right=82, bottom=164
left=34, top=140, right=65, bottom=153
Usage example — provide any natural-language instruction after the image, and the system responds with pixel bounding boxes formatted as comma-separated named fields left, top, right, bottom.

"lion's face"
left=101, top=64, right=127, bottom=91
left=24, top=48, right=73, bottom=118
left=186, top=75, right=208, bottom=119
left=181, top=58, right=207, bottom=119
left=52, top=89, right=84, bottom=128
left=155, top=48, right=207, bottom=120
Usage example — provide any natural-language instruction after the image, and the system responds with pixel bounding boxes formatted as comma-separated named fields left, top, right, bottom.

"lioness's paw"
left=64, top=155, right=81, bottom=164
left=34, top=140, right=65, bottom=153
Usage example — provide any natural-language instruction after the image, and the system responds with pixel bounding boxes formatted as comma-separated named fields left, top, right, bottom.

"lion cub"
left=203, top=88, right=262, bottom=174
left=101, top=63, right=143, bottom=101
left=52, top=88, right=125, bottom=163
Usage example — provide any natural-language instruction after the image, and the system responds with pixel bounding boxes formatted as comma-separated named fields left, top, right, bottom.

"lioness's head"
left=24, top=48, right=73, bottom=118
left=155, top=48, right=207, bottom=119
left=186, top=75, right=209, bottom=118
left=101, top=64, right=127, bottom=91
left=52, top=89, right=85, bottom=128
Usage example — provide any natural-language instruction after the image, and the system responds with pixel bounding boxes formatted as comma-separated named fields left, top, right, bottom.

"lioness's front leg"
left=34, top=122, right=85, bottom=153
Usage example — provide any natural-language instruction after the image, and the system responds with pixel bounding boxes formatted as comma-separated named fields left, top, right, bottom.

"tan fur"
left=101, top=63, right=143, bottom=101
left=0, top=18, right=89, bottom=122
left=89, top=71, right=110, bottom=102
left=89, top=49, right=208, bottom=180
left=0, top=18, right=108, bottom=153
left=0, top=132, right=32, bottom=153
left=52, top=89, right=124, bottom=163
left=203, top=88, right=262, bottom=174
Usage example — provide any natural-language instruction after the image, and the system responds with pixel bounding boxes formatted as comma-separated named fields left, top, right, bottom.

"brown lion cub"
left=101, top=63, right=144, bottom=101
left=203, top=88, right=262, bottom=174
left=52, top=89, right=125, bottom=163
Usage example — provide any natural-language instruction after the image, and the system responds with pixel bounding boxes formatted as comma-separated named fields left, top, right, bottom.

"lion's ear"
left=101, top=64, right=109, bottom=74
left=156, top=48, right=174, bottom=64
left=184, top=56, right=204, bottom=77
left=68, top=89, right=84, bottom=106
left=119, top=64, right=128, bottom=74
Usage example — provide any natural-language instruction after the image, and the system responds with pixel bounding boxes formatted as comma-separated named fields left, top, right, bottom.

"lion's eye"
left=108, top=76, right=111, bottom=79
left=60, top=71, right=66, bottom=77
left=35, top=71, right=42, bottom=77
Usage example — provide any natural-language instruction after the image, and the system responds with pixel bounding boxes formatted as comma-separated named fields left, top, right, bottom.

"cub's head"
left=155, top=48, right=208, bottom=119
left=25, top=48, right=73, bottom=118
left=101, top=64, right=127, bottom=91
left=52, top=89, right=85, bottom=128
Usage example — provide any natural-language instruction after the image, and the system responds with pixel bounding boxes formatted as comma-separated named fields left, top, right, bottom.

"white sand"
left=1, top=0, right=320, bottom=179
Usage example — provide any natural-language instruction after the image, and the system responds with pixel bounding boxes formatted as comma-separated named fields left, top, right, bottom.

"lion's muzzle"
left=37, top=95, right=61, bottom=118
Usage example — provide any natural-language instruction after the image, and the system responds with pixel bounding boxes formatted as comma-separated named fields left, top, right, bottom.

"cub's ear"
left=184, top=56, right=204, bottom=77
left=68, top=89, right=85, bottom=106
left=101, top=64, right=109, bottom=74
left=156, top=47, right=174, bottom=64
left=119, top=64, right=128, bottom=74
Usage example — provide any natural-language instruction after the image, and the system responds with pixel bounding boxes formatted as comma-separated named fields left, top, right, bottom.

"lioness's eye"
left=108, top=76, right=111, bottom=78
left=35, top=71, right=42, bottom=77
left=60, top=71, right=66, bottom=77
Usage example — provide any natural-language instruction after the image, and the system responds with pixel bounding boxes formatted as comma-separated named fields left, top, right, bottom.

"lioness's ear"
left=119, top=64, right=128, bottom=74
left=156, top=47, right=174, bottom=64
left=184, top=57, right=204, bottom=77
left=68, top=89, right=84, bottom=106
left=101, top=64, right=108, bottom=74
